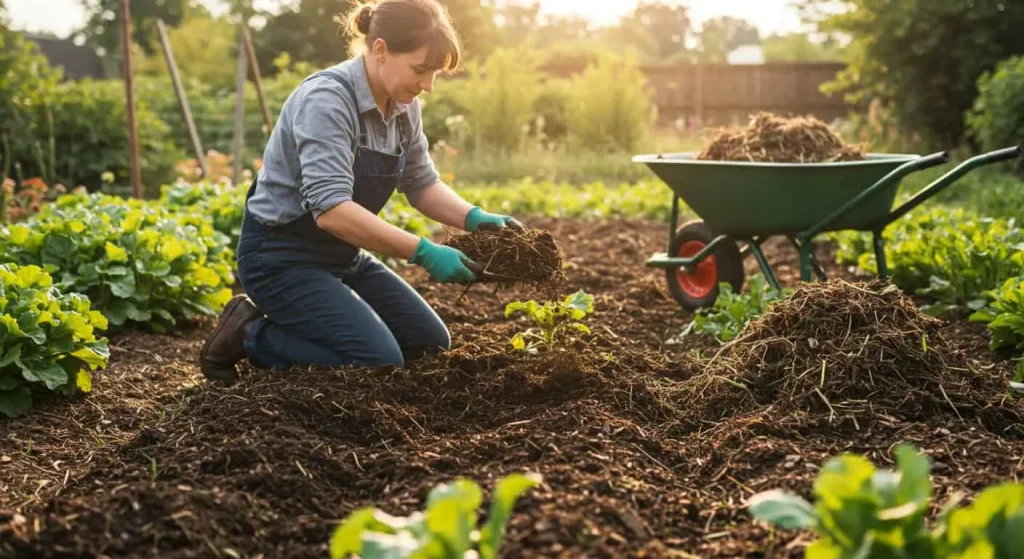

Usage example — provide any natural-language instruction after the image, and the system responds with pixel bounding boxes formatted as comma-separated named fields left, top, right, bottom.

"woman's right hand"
left=408, top=237, right=479, bottom=283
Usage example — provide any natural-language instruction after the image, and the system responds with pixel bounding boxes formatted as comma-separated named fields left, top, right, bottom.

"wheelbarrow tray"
left=632, top=152, right=920, bottom=236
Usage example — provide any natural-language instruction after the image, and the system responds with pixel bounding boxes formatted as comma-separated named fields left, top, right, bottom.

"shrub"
left=679, top=277, right=786, bottom=343
left=564, top=52, right=655, bottom=152
left=0, top=192, right=234, bottom=333
left=967, top=55, right=1024, bottom=173
left=0, top=263, right=110, bottom=418
left=460, top=47, right=545, bottom=152
left=749, top=444, right=1024, bottom=558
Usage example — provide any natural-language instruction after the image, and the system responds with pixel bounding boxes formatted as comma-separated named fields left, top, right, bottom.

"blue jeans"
left=236, top=211, right=450, bottom=370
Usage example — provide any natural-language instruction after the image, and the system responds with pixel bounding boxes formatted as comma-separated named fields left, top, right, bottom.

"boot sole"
left=199, top=296, right=251, bottom=383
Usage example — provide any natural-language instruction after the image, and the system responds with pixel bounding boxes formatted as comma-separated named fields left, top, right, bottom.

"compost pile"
left=684, top=279, right=1023, bottom=429
left=444, top=226, right=565, bottom=286
left=697, top=112, right=865, bottom=163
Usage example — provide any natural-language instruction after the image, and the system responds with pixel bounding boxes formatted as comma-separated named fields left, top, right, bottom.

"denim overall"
left=236, top=73, right=450, bottom=370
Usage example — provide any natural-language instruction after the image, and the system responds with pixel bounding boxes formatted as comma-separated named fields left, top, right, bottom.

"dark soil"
left=2, top=217, right=1021, bottom=558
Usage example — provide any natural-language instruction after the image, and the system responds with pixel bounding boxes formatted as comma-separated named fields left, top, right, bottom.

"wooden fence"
left=541, top=61, right=850, bottom=126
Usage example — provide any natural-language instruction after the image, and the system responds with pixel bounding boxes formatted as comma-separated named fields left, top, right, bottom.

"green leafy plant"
left=748, top=444, right=1024, bottom=558
left=329, top=472, right=541, bottom=559
left=969, top=275, right=1024, bottom=384
left=0, top=192, right=234, bottom=332
left=0, top=263, right=110, bottom=417
left=565, top=51, right=656, bottom=152
left=681, top=277, right=785, bottom=343
left=504, top=290, right=594, bottom=353
left=832, top=206, right=1024, bottom=313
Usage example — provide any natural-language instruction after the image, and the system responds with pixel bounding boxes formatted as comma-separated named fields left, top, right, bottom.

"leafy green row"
left=750, top=444, right=1024, bottom=558
left=0, top=191, right=235, bottom=333
left=832, top=207, right=1024, bottom=313
left=458, top=178, right=676, bottom=222
left=0, top=263, right=110, bottom=417
left=970, top=276, right=1024, bottom=382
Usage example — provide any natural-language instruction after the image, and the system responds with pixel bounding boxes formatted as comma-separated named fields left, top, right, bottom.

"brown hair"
left=340, top=0, right=462, bottom=73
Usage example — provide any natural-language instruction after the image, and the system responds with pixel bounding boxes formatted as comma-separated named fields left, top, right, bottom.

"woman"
left=199, top=0, right=522, bottom=383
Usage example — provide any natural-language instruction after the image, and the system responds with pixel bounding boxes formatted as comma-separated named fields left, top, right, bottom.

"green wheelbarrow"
left=632, top=146, right=1023, bottom=311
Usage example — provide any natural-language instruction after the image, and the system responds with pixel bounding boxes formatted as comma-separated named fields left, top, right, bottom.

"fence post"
left=241, top=25, right=274, bottom=135
left=232, top=31, right=248, bottom=186
left=157, top=19, right=208, bottom=179
left=118, top=0, right=142, bottom=198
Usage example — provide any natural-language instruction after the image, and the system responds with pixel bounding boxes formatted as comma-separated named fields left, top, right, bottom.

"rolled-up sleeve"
left=292, top=79, right=359, bottom=220
left=398, top=100, right=441, bottom=206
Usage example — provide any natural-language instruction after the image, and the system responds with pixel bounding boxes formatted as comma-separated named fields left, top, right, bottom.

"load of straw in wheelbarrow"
left=698, top=112, right=866, bottom=163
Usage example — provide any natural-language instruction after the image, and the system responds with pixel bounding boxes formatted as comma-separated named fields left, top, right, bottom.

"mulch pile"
left=698, top=112, right=865, bottom=163
left=682, top=279, right=1024, bottom=430
left=444, top=226, right=565, bottom=286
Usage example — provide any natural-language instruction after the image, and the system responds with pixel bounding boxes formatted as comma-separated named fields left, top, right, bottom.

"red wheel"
left=675, top=240, right=718, bottom=299
left=666, top=220, right=744, bottom=311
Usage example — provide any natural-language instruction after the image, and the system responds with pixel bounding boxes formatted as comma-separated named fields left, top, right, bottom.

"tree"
left=616, top=1, right=691, bottom=61
left=75, top=0, right=195, bottom=56
left=800, top=0, right=1024, bottom=148
left=696, top=16, right=759, bottom=63
left=136, top=12, right=237, bottom=89
left=252, top=0, right=356, bottom=77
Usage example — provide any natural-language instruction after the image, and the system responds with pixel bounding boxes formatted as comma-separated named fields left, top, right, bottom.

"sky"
left=6, top=0, right=809, bottom=38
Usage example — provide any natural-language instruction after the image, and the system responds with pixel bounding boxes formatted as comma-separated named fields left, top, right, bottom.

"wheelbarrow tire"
left=667, top=220, right=744, bottom=312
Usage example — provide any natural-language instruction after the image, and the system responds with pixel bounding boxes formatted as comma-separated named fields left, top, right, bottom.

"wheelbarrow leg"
left=873, top=231, right=889, bottom=279
left=787, top=237, right=828, bottom=281
left=745, top=238, right=782, bottom=295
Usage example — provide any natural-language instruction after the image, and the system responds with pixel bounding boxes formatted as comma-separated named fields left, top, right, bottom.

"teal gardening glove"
left=409, top=237, right=480, bottom=283
left=464, top=206, right=524, bottom=232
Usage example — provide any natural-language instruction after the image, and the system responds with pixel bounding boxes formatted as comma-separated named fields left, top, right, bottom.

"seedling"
left=329, top=472, right=541, bottom=559
left=504, top=290, right=594, bottom=353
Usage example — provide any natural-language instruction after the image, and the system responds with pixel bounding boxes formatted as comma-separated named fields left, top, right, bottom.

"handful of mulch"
left=697, top=112, right=865, bottom=163
left=444, top=226, right=565, bottom=286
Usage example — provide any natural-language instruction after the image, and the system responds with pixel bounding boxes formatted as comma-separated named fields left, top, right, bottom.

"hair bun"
left=356, top=5, right=374, bottom=35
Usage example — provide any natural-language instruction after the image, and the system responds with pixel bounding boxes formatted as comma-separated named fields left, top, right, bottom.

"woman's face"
left=372, top=40, right=439, bottom=105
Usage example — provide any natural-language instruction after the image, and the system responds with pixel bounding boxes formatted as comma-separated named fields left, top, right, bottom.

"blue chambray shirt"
left=246, top=55, right=440, bottom=226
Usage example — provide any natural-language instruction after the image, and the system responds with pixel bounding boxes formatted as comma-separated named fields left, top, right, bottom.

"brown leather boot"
left=199, top=294, right=261, bottom=383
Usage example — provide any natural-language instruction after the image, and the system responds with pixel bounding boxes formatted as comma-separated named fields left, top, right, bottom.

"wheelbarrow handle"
left=887, top=145, right=1023, bottom=224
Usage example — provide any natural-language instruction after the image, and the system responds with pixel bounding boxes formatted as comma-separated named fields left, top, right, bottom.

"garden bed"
left=1, top=217, right=1021, bottom=558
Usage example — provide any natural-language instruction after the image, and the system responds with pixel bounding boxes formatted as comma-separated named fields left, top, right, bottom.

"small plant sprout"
left=504, top=290, right=594, bottom=353
left=329, top=472, right=542, bottom=559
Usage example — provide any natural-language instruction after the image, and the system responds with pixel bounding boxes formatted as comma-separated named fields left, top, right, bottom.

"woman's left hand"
left=464, top=206, right=525, bottom=232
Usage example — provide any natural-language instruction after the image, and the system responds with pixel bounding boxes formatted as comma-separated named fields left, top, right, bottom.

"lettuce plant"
left=0, top=263, right=109, bottom=417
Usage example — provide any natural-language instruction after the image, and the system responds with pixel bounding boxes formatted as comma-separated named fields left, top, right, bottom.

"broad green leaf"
left=160, top=237, right=186, bottom=262
left=0, top=344, right=22, bottom=367
left=425, top=479, right=481, bottom=554
left=104, top=242, right=128, bottom=263
left=0, top=385, right=31, bottom=417
left=505, top=302, right=528, bottom=318
left=511, top=334, right=526, bottom=351
left=71, top=346, right=107, bottom=370
left=41, top=234, right=75, bottom=264
left=21, top=360, right=69, bottom=390
left=6, top=225, right=31, bottom=246
left=747, top=490, right=816, bottom=530
left=162, top=274, right=183, bottom=288
left=894, top=444, right=932, bottom=508
left=565, top=290, right=594, bottom=313
left=359, top=530, right=421, bottom=559
left=330, top=507, right=378, bottom=559
left=107, top=272, right=136, bottom=298
left=16, top=265, right=52, bottom=288
left=480, top=473, right=542, bottom=559
left=76, top=369, right=92, bottom=393
left=567, top=323, right=591, bottom=335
